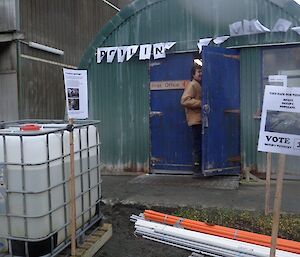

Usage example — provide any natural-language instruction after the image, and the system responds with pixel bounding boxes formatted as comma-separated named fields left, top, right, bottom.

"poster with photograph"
left=258, top=85, right=300, bottom=156
left=63, top=68, right=88, bottom=119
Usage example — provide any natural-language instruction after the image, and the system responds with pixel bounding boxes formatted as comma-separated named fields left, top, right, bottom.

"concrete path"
left=101, top=174, right=300, bottom=213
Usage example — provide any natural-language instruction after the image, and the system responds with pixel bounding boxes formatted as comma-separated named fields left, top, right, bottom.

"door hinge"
left=224, top=109, right=240, bottom=114
left=150, top=111, right=163, bottom=117
left=228, top=156, right=241, bottom=163
left=223, top=54, right=240, bottom=60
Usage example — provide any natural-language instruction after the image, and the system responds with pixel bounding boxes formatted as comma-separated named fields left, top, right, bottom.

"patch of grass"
left=172, top=208, right=300, bottom=241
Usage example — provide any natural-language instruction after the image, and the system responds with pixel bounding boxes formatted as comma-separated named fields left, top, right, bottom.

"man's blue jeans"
left=191, top=124, right=202, bottom=173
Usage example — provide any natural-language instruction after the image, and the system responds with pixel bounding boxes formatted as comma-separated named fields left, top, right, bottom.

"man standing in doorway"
left=181, top=65, right=203, bottom=177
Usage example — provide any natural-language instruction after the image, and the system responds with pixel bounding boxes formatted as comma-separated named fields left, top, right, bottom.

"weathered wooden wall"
left=17, top=0, right=131, bottom=119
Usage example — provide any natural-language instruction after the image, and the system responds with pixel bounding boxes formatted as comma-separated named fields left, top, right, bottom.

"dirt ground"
left=95, top=203, right=190, bottom=257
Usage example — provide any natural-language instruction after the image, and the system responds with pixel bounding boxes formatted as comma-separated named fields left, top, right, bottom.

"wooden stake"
left=265, top=152, right=272, bottom=215
left=269, top=154, right=286, bottom=257
left=69, top=118, right=77, bottom=256
left=245, top=167, right=250, bottom=182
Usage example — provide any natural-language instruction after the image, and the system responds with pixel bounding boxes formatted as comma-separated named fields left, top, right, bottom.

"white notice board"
left=258, top=85, right=300, bottom=156
left=63, top=68, right=88, bottom=119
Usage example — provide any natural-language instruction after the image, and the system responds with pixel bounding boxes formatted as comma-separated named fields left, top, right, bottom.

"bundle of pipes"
left=143, top=210, right=300, bottom=255
left=132, top=218, right=299, bottom=257
left=131, top=213, right=299, bottom=257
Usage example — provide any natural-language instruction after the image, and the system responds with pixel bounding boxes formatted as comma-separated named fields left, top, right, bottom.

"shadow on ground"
left=95, top=203, right=189, bottom=257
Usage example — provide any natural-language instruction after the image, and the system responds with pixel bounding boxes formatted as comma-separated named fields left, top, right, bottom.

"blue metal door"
left=150, top=53, right=194, bottom=173
left=202, top=46, right=240, bottom=176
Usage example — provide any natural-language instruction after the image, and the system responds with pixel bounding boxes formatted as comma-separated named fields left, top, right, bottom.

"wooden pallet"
left=58, top=223, right=112, bottom=257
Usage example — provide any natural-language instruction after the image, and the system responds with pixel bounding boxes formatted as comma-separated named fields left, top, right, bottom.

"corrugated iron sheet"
left=239, top=48, right=262, bottom=171
left=89, top=59, right=149, bottom=172
left=80, top=0, right=300, bottom=173
left=257, top=152, right=300, bottom=179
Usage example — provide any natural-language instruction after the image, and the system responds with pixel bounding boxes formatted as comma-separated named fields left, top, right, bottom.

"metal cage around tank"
left=0, top=119, right=102, bottom=257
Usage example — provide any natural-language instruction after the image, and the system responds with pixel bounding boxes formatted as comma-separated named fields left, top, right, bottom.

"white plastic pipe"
left=102, top=0, right=120, bottom=11
left=136, top=227, right=255, bottom=257
left=28, top=42, right=64, bottom=55
left=139, top=231, right=245, bottom=257
left=135, top=220, right=298, bottom=257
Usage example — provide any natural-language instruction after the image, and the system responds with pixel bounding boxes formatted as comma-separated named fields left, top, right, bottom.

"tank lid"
left=20, top=124, right=41, bottom=131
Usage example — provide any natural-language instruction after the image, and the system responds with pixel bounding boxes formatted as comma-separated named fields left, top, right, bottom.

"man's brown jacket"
left=180, top=79, right=202, bottom=127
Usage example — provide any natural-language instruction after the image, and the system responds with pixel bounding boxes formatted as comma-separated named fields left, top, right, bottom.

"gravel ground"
left=95, top=203, right=190, bottom=257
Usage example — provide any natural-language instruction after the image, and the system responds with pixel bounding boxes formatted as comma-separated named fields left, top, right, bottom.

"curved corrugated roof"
left=80, top=0, right=300, bottom=67
left=80, top=0, right=163, bottom=67
left=272, top=0, right=300, bottom=20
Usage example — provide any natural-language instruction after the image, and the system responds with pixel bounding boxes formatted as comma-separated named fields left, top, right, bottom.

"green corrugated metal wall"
left=89, top=58, right=149, bottom=172
left=240, top=48, right=262, bottom=171
left=80, top=0, right=300, bottom=173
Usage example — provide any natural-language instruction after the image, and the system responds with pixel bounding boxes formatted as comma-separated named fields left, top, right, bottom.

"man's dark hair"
left=191, top=65, right=202, bottom=80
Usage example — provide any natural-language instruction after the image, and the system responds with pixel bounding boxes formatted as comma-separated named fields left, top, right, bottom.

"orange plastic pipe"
left=144, top=210, right=300, bottom=253
left=144, top=211, right=299, bottom=253
left=143, top=210, right=300, bottom=254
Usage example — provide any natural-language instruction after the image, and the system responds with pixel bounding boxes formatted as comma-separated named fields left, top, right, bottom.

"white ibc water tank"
left=0, top=165, right=8, bottom=253
left=0, top=121, right=101, bottom=255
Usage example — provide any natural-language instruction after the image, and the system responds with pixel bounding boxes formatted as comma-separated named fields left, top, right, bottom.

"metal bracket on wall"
left=20, top=54, right=77, bottom=69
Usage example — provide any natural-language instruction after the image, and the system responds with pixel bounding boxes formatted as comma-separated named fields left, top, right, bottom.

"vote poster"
left=258, top=85, right=300, bottom=156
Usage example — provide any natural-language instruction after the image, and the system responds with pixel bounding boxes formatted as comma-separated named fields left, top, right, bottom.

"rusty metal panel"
left=0, top=0, right=19, bottom=32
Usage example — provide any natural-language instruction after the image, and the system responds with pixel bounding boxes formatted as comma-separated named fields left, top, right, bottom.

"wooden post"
left=269, top=154, right=286, bottom=257
left=68, top=119, right=77, bottom=256
left=265, top=152, right=272, bottom=215
left=245, top=167, right=250, bottom=182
